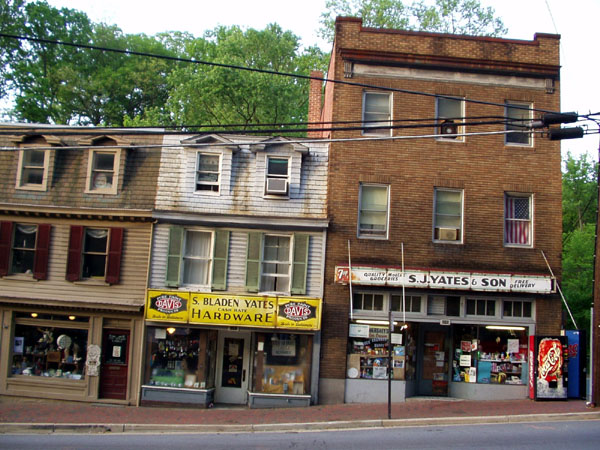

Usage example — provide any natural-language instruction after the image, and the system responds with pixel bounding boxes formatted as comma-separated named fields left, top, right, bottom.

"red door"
left=100, top=330, right=130, bottom=400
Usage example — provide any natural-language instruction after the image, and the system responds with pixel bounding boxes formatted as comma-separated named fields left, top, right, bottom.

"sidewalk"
left=1, top=395, right=599, bottom=434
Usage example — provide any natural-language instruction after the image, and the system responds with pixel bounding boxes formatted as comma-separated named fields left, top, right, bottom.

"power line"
left=0, top=32, right=569, bottom=117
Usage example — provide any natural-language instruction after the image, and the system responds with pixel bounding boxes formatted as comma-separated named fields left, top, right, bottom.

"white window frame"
left=259, top=233, right=292, bottom=295
left=504, top=193, right=533, bottom=248
left=436, top=96, right=465, bottom=142
left=85, top=148, right=121, bottom=195
left=195, top=152, right=221, bottom=194
left=358, top=184, right=390, bottom=239
left=502, top=300, right=533, bottom=319
left=181, top=229, right=215, bottom=288
left=466, top=298, right=497, bottom=317
left=15, top=148, right=50, bottom=191
left=362, top=91, right=392, bottom=136
left=352, top=292, right=385, bottom=312
left=264, top=156, right=290, bottom=197
left=390, top=294, right=423, bottom=313
left=433, top=188, right=464, bottom=244
left=505, top=101, right=533, bottom=147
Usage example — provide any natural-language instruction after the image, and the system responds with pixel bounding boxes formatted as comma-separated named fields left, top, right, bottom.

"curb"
left=2, top=411, right=599, bottom=434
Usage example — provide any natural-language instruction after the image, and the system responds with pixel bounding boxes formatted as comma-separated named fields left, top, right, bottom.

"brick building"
left=311, top=18, right=563, bottom=403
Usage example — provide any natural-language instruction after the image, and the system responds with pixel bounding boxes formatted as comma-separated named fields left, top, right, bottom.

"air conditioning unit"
left=440, top=120, right=459, bottom=138
left=437, top=227, right=458, bottom=241
left=265, top=177, right=288, bottom=195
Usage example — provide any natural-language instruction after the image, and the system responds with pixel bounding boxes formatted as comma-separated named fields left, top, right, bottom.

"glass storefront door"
left=215, top=331, right=251, bottom=404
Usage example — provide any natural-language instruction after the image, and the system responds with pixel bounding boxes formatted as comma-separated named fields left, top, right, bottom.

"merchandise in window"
left=144, top=327, right=217, bottom=389
left=358, top=184, right=389, bottom=238
left=346, top=323, right=416, bottom=380
left=436, top=96, right=464, bottom=140
left=252, top=333, right=312, bottom=395
left=196, top=153, right=220, bottom=192
left=433, top=188, right=463, bottom=242
left=505, top=194, right=532, bottom=246
left=362, top=91, right=391, bottom=135
left=505, top=102, right=533, bottom=145
left=11, top=321, right=88, bottom=380
left=452, top=324, right=528, bottom=384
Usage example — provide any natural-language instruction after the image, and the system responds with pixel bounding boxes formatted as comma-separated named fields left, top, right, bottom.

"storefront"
left=141, top=290, right=322, bottom=408
left=336, top=266, right=551, bottom=402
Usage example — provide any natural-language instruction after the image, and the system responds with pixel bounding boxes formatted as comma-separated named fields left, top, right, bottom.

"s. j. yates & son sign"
left=334, top=266, right=555, bottom=294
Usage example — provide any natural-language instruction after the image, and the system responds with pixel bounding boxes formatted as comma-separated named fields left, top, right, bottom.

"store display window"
left=346, top=322, right=417, bottom=380
left=144, top=327, right=216, bottom=389
left=11, top=314, right=89, bottom=380
left=252, top=333, right=312, bottom=395
left=453, top=324, right=528, bottom=384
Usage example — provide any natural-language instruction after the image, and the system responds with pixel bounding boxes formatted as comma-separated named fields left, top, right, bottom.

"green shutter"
left=245, top=232, right=262, bottom=293
left=165, top=226, right=184, bottom=287
left=291, top=234, right=309, bottom=295
left=211, top=230, right=230, bottom=291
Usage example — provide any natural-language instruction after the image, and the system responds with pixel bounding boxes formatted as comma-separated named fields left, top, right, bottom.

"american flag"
left=505, top=196, right=530, bottom=245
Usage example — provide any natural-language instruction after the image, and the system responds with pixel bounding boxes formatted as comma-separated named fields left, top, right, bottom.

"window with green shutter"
left=245, top=232, right=262, bottom=292
left=211, top=230, right=230, bottom=290
left=291, top=234, right=309, bottom=295
left=165, top=226, right=184, bottom=287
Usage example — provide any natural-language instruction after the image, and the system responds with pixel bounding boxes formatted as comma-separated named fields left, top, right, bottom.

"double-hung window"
left=16, top=148, right=49, bottom=190
left=362, top=91, right=391, bottom=135
left=66, top=226, right=124, bottom=284
left=265, top=157, right=289, bottom=196
left=86, top=147, right=120, bottom=194
left=165, top=226, right=230, bottom=290
left=505, top=101, right=533, bottom=146
left=245, top=233, right=309, bottom=295
left=358, top=184, right=389, bottom=239
left=436, top=96, right=464, bottom=141
left=0, top=222, right=51, bottom=280
left=196, top=153, right=220, bottom=193
left=505, top=194, right=532, bottom=247
left=433, top=188, right=463, bottom=243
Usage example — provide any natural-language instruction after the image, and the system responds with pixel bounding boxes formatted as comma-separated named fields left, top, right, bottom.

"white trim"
left=84, top=148, right=121, bottom=195
left=15, top=147, right=50, bottom=191
left=505, top=101, right=534, bottom=147
left=357, top=183, right=390, bottom=240
left=433, top=188, right=464, bottom=244
left=362, top=91, right=392, bottom=136
left=194, top=151, right=221, bottom=195
left=436, top=96, right=465, bottom=143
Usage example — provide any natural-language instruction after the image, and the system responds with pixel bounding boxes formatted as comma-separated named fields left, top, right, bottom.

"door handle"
left=243, top=369, right=246, bottom=382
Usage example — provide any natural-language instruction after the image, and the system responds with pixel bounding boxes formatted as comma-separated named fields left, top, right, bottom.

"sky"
left=44, top=0, right=600, bottom=160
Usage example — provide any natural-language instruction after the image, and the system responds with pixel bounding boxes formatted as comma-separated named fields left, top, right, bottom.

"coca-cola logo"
left=152, top=294, right=186, bottom=314
left=282, top=302, right=313, bottom=322
left=538, top=338, right=563, bottom=382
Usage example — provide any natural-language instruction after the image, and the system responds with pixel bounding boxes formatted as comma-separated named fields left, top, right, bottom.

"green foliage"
left=562, top=151, right=598, bottom=235
left=319, top=0, right=507, bottom=41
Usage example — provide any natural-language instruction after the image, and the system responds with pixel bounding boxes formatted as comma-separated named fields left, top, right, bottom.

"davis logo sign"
left=277, top=298, right=321, bottom=330
left=146, top=290, right=189, bottom=322
left=281, top=302, right=314, bottom=322
left=153, top=294, right=186, bottom=314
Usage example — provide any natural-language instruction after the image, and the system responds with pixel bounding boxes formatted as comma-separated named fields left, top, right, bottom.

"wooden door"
left=99, top=329, right=130, bottom=400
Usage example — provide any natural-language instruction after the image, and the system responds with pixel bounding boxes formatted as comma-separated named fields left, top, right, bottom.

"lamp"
left=355, top=319, right=398, bottom=326
left=68, top=315, right=76, bottom=321
left=485, top=325, right=526, bottom=331
left=166, top=327, right=176, bottom=335
left=31, top=313, right=38, bottom=318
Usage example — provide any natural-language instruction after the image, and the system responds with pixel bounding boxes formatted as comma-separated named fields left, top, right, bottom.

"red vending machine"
left=529, top=335, right=568, bottom=400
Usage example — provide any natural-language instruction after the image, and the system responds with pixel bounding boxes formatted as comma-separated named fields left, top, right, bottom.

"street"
left=1, top=419, right=599, bottom=449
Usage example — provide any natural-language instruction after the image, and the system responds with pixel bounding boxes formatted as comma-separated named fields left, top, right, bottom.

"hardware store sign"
left=146, top=291, right=321, bottom=330
left=335, top=266, right=555, bottom=294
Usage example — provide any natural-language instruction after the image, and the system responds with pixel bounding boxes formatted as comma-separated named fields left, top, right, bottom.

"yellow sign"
left=146, top=290, right=189, bottom=322
left=145, top=290, right=322, bottom=330
left=189, top=293, right=277, bottom=328
left=276, top=298, right=322, bottom=330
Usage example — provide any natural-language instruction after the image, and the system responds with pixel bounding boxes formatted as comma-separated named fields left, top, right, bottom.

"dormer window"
left=265, top=156, right=289, bottom=196
left=84, top=138, right=121, bottom=195
left=14, top=135, right=58, bottom=191
left=196, top=153, right=220, bottom=193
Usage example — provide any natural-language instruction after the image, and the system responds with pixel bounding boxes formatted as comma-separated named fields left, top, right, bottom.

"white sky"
left=45, top=0, right=600, bottom=159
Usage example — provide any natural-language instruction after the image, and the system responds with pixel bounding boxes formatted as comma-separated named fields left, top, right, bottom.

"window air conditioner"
left=265, top=177, right=288, bottom=195
left=437, top=227, right=458, bottom=241
left=440, top=120, right=459, bottom=138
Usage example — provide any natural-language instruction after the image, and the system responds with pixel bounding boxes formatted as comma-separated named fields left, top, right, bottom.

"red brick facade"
left=316, top=18, right=563, bottom=402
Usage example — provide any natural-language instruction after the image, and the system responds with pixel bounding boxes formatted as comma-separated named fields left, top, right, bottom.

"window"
left=436, top=96, right=464, bottom=141
left=0, top=222, right=51, bottom=280
left=353, top=293, right=384, bottom=311
left=505, top=194, right=532, bottom=247
left=503, top=300, right=532, bottom=318
left=505, top=102, right=533, bottom=146
left=165, top=227, right=230, bottom=290
left=66, top=226, right=124, bottom=284
left=362, top=91, right=391, bottom=135
left=466, top=299, right=496, bottom=316
left=433, top=188, right=463, bottom=243
left=16, top=148, right=49, bottom=190
left=86, top=148, right=120, bottom=194
left=245, top=233, right=309, bottom=295
left=196, top=153, right=220, bottom=192
left=427, top=295, right=460, bottom=316
left=358, top=184, right=389, bottom=239
left=265, top=157, right=289, bottom=196
left=391, top=295, right=421, bottom=313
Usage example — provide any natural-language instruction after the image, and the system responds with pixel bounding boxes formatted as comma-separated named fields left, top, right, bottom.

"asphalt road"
left=1, top=419, right=599, bottom=449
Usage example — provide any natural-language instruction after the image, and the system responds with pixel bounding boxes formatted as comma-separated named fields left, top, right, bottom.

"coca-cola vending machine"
left=529, top=335, right=568, bottom=400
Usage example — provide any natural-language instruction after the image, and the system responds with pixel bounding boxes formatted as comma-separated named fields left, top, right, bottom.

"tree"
left=319, top=0, right=507, bottom=42
left=164, top=24, right=328, bottom=132
left=562, top=152, right=598, bottom=235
